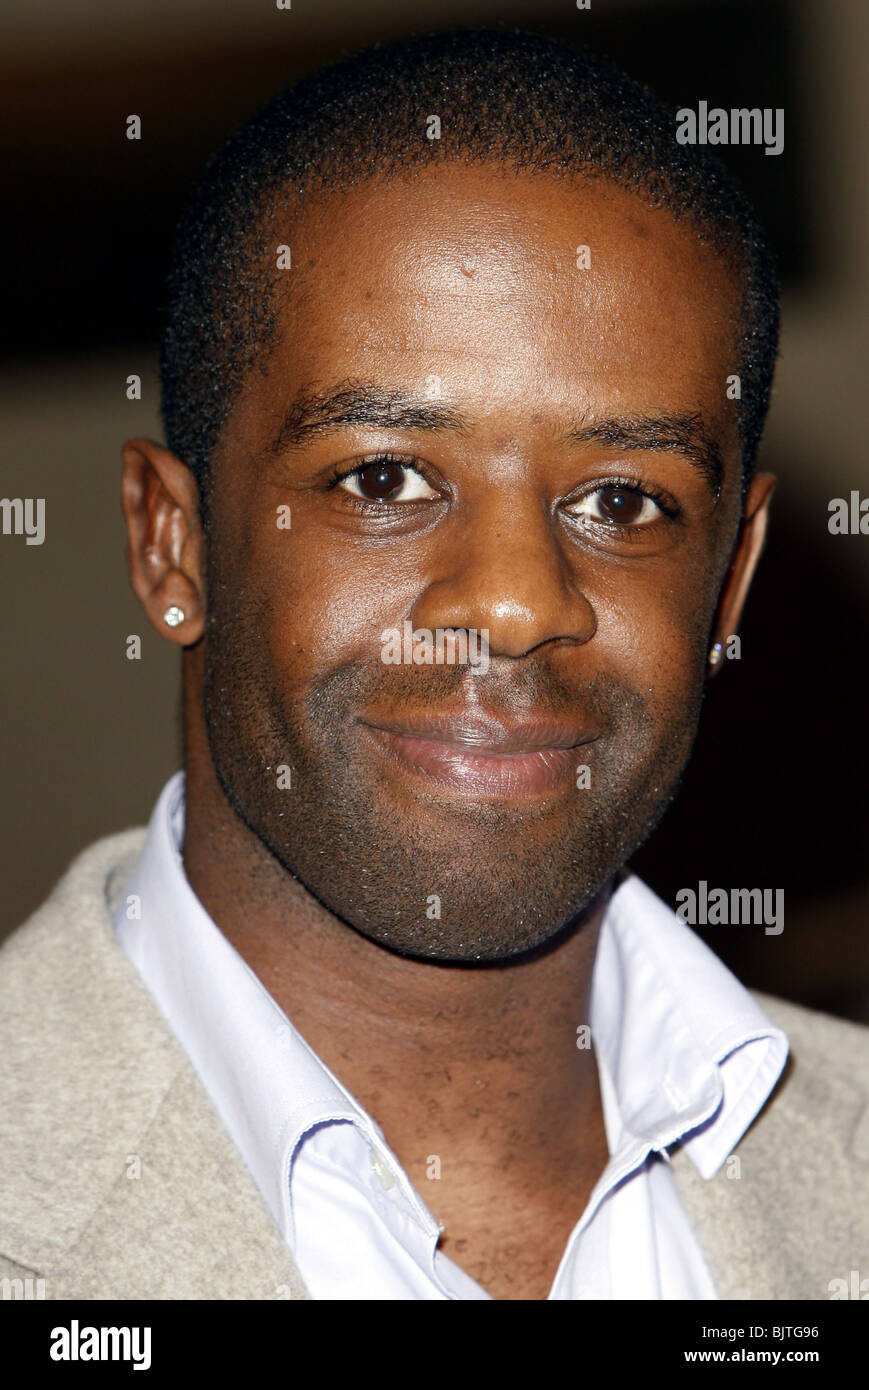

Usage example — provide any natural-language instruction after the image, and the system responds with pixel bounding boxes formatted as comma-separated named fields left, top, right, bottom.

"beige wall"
left=0, top=355, right=179, bottom=923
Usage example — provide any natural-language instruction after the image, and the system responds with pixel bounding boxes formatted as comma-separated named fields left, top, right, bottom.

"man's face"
left=201, top=163, right=748, bottom=961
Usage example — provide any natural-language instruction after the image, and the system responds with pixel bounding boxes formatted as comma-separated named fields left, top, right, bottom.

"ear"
left=121, top=437, right=206, bottom=644
left=708, top=471, right=776, bottom=677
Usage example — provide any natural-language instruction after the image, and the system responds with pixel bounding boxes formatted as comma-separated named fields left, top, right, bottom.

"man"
left=2, top=27, right=867, bottom=1301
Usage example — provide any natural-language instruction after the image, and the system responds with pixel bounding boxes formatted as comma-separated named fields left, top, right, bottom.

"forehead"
left=235, top=163, right=742, bottom=453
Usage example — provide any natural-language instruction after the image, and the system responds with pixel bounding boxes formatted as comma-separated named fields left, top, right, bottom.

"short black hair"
left=160, top=26, right=780, bottom=525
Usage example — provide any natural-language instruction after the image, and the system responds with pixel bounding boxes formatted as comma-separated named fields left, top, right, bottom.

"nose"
left=410, top=491, right=596, bottom=659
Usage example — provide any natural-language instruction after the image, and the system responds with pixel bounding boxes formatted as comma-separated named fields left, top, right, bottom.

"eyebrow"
left=266, top=382, right=471, bottom=454
left=268, top=382, right=724, bottom=499
left=564, top=413, right=723, bottom=499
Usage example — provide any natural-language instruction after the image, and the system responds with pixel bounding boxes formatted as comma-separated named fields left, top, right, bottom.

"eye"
left=566, top=482, right=667, bottom=527
left=337, top=456, right=439, bottom=503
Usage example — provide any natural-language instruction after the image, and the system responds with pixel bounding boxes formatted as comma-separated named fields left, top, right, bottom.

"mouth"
left=358, top=710, right=599, bottom=800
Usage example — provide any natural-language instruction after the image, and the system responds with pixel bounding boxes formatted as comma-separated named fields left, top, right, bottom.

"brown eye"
left=566, top=484, right=663, bottom=528
left=338, top=459, right=438, bottom=503
left=355, top=461, right=407, bottom=500
left=597, top=486, right=646, bottom=524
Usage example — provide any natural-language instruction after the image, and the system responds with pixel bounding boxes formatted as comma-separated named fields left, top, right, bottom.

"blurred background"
left=2, top=0, right=867, bottom=1019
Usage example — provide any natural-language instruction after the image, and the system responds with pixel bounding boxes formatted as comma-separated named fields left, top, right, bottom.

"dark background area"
left=2, top=0, right=867, bottom=1019
left=4, top=0, right=812, bottom=360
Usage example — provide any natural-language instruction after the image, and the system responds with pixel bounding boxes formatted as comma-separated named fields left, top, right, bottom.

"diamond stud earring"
left=163, top=605, right=185, bottom=628
left=708, top=641, right=723, bottom=668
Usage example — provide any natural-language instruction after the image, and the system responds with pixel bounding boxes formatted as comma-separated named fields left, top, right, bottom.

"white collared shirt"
left=114, top=772, right=788, bottom=1300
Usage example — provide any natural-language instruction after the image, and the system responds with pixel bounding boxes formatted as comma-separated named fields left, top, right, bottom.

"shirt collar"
left=113, top=772, right=420, bottom=1245
left=115, top=771, right=788, bottom=1239
left=591, top=874, right=789, bottom=1178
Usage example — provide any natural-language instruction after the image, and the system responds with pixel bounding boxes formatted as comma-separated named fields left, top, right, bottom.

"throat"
left=431, top=1106, right=612, bottom=1301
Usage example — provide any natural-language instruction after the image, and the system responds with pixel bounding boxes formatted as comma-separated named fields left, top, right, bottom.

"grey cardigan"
left=1, top=830, right=867, bottom=1300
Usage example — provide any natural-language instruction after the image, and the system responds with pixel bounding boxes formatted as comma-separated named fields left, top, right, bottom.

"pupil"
left=602, top=487, right=641, bottom=523
left=359, top=462, right=404, bottom=500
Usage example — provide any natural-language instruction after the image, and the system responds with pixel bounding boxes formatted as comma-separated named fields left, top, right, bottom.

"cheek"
left=593, top=567, right=715, bottom=704
left=253, top=527, right=423, bottom=683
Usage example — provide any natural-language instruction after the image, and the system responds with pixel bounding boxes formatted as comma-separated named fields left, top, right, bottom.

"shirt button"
left=368, top=1147, right=396, bottom=1190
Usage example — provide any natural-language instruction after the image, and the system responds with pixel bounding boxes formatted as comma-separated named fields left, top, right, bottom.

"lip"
left=359, top=710, right=598, bottom=800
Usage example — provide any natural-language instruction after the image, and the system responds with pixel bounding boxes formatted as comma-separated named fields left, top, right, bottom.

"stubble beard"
left=203, top=593, right=704, bottom=962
